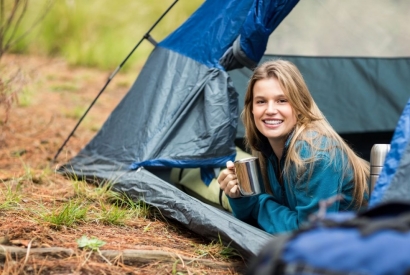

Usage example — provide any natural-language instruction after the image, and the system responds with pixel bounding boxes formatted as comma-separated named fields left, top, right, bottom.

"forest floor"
left=0, top=54, right=247, bottom=274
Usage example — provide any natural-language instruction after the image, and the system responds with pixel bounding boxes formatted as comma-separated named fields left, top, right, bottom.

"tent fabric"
left=370, top=99, right=410, bottom=207
left=238, top=0, right=299, bottom=64
left=70, top=47, right=238, bottom=181
left=160, top=0, right=298, bottom=69
left=219, top=0, right=300, bottom=70
left=159, top=0, right=253, bottom=69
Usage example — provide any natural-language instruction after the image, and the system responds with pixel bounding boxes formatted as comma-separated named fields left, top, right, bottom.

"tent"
left=59, top=0, right=410, bottom=258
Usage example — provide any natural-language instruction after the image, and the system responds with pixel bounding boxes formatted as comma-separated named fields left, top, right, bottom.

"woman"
left=218, top=59, right=369, bottom=234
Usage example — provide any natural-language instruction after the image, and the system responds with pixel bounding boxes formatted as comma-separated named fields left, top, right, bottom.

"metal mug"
left=234, top=157, right=264, bottom=196
left=370, top=144, right=391, bottom=193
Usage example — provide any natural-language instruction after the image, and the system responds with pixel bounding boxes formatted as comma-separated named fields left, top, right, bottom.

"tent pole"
left=52, top=0, right=179, bottom=163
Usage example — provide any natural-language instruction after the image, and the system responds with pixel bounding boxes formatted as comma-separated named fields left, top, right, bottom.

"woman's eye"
left=278, top=99, right=288, bottom=104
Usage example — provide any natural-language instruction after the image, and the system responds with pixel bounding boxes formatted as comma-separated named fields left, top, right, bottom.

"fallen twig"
left=0, top=246, right=244, bottom=271
left=100, top=249, right=242, bottom=270
left=0, top=245, right=74, bottom=260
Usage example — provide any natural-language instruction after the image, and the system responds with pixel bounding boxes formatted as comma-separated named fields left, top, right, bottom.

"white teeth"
left=265, top=120, right=282, bottom=125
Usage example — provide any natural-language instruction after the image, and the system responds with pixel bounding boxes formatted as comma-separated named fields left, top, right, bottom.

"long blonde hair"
left=242, top=59, right=369, bottom=209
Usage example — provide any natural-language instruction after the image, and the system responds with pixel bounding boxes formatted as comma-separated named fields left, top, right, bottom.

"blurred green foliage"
left=12, top=0, right=203, bottom=71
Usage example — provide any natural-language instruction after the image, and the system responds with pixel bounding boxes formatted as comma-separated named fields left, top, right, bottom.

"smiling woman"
left=217, top=59, right=370, bottom=234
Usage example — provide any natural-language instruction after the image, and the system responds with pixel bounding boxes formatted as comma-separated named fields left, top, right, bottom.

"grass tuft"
left=0, top=179, right=23, bottom=210
left=40, top=200, right=88, bottom=229
left=94, top=202, right=128, bottom=226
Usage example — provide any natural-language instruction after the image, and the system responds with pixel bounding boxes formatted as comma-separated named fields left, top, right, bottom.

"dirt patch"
left=0, top=54, right=246, bottom=274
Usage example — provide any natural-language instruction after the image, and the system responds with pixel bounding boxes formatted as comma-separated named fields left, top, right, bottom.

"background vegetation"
left=9, top=0, right=203, bottom=71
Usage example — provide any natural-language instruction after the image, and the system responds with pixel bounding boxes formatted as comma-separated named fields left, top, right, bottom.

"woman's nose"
left=266, top=102, right=278, bottom=114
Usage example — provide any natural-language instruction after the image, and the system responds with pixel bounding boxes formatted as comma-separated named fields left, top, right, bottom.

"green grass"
left=0, top=163, right=152, bottom=229
left=110, top=192, right=152, bottom=219
left=0, top=180, right=23, bottom=210
left=71, top=177, right=116, bottom=202
left=5, top=171, right=154, bottom=230
left=10, top=0, right=204, bottom=71
left=41, top=199, right=88, bottom=229
left=68, top=177, right=151, bottom=226
left=93, top=201, right=128, bottom=226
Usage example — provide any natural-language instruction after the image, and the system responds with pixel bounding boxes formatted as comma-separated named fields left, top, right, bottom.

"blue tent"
left=60, top=0, right=298, bottom=257
left=60, top=0, right=410, bottom=257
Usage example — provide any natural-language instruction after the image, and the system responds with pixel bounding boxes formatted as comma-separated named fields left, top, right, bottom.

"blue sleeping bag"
left=246, top=201, right=410, bottom=275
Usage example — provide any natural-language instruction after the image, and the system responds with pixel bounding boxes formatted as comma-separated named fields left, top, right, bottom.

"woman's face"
left=252, top=77, right=297, bottom=150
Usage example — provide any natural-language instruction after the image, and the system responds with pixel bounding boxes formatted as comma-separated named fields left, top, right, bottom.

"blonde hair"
left=242, top=59, right=369, bottom=209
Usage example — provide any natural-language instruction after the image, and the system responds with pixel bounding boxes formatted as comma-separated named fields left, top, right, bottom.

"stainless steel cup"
left=234, top=157, right=263, bottom=196
left=370, top=144, right=390, bottom=193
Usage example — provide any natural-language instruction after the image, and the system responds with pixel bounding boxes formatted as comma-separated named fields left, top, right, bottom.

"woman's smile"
left=263, top=119, right=283, bottom=126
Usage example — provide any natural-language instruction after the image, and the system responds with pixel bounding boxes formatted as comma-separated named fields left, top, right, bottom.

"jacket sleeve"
left=228, top=154, right=349, bottom=234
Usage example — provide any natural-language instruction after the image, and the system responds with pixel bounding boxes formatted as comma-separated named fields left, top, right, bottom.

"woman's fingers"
left=217, top=170, right=227, bottom=188
left=217, top=163, right=235, bottom=187
left=226, top=160, right=235, bottom=170
left=217, top=161, right=240, bottom=198
left=218, top=169, right=236, bottom=188
left=224, top=182, right=240, bottom=198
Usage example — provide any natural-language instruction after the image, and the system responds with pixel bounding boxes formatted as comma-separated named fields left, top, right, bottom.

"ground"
left=0, top=54, right=246, bottom=274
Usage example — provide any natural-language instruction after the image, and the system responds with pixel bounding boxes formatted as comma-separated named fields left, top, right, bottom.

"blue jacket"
left=228, top=136, right=357, bottom=234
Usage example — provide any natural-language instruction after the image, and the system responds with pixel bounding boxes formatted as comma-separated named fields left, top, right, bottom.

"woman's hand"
left=217, top=161, right=241, bottom=198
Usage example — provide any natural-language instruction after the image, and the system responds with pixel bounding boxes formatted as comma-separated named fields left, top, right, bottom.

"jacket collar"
left=267, top=128, right=295, bottom=161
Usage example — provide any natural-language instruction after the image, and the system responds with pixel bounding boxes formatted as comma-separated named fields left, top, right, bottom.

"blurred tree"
left=0, top=0, right=54, bottom=123
left=0, top=0, right=54, bottom=60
